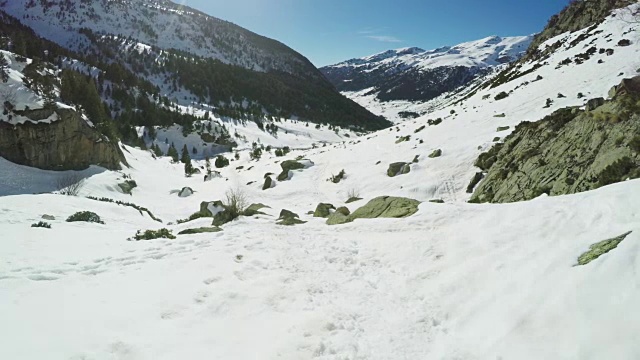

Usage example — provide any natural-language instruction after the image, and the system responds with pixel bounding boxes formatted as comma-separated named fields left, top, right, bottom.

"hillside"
left=1, top=1, right=640, bottom=359
left=0, top=0, right=389, bottom=130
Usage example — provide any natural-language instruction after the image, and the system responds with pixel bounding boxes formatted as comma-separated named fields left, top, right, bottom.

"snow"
left=328, top=35, right=533, bottom=73
left=1, top=4, right=640, bottom=360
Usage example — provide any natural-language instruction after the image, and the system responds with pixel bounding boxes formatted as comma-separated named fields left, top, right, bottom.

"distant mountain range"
left=320, top=35, right=533, bottom=103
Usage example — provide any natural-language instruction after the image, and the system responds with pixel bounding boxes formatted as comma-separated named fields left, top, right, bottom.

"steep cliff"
left=0, top=108, right=127, bottom=170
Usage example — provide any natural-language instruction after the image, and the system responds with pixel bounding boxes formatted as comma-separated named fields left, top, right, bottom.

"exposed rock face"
left=0, top=108, right=126, bottom=170
left=471, top=85, right=640, bottom=203
left=524, top=0, right=633, bottom=62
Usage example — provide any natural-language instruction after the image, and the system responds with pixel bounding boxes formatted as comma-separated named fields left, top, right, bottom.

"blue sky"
left=182, top=0, right=571, bottom=67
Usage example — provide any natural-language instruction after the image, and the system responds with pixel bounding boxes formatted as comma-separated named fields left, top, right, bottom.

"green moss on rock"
left=178, top=227, right=222, bottom=235
left=314, top=203, right=335, bottom=218
left=577, top=231, right=632, bottom=266
left=387, top=162, right=411, bottom=177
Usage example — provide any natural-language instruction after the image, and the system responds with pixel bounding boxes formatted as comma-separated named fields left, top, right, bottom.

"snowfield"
left=2, top=4, right=640, bottom=360
left=1, top=145, right=639, bottom=359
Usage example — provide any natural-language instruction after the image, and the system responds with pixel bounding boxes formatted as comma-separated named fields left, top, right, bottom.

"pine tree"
left=215, top=155, right=229, bottom=168
left=192, top=146, right=197, bottom=155
left=205, top=156, right=211, bottom=174
left=167, top=143, right=179, bottom=163
left=184, top=160, right=194, bottom=177
left=153, top=144, right=164, bottom=157
left=0, top=55, right=9, bottom=83
left=180, top=144, right=190, bottom=164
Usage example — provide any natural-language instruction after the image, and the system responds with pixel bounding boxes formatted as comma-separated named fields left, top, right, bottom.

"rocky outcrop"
left=0, top=108, right=126, bottom=170
left=523, top=0, right=633, bottom=62
left=471, top=81, right=640, bottom=203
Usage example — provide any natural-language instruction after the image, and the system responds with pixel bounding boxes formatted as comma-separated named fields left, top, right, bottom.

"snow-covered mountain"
left=320, top=35, right=533, bottom=105
left=1, top=0, right=315, bottom=77
left=0, top=0, right=388, bottom=130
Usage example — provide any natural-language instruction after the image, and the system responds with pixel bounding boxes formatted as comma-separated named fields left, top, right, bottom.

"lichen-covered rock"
left=243, top=203, right=270, bottom=217
left=276, top=209, right=306, bottom=226
left=178, top=227, right=222, bottom=235
left=387, top=162, right=411, bottom=177
left=0, top=108, right=126, bottom=170
left=470, top=99, right=640, bottom=203
left=577, top=231, right=632, bottom=266
left=349, top=196, right=421, bottom=220
left=314, top=203, right=335, bottom=218
left=326, top=212, right=350, bottom=225
left=118, top=180, right=137, bottom=195
left=466, top=172, right=484, bottom=193
left=335, top=206, right=350, bottom=216
left=428, top=149, right=442, bottom=158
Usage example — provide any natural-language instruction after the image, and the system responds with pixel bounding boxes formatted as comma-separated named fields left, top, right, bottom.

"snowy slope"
left=1, top=4, right=640, bottom=360
left=0, top=0, right=316, bottom=77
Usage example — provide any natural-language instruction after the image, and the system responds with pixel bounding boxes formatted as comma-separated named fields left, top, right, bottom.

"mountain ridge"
left=321, top=35, right=533, bottom=103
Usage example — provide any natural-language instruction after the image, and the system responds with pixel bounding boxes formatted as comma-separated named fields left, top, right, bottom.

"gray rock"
left=178, top=187, right=194, bottom=197
left=41, top=214, right=55, bottom=221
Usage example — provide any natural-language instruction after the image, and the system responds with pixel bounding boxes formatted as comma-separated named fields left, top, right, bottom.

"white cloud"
left=366, top=35, right=403, bottom=43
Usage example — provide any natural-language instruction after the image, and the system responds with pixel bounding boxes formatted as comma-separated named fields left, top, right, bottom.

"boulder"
left=262, top=176, right=274, bottom=190
left=41, top=214, right=55, bottom=221
left=277, top=159, right=314, bottom=181
left=277, top=170, right=292, bottom=181
left=178, top=187, right=194, bottom=197
left=335, top=206, right=350, bottom=216
left=276, top=209, right=306, bottom=226
left=586, top=97, right=605, bottom=110
left=199, top=200, right=226, bottom=217
left=243, top=203, right=270, bottom=217
left=349, top=196, right=421, bottom=220
left=0, top=108, right=126, bottom=170
left=387, top=162, right=411, bottom=177
left=118, top=180, right=137, bottom=195
left=326, top=212, right=350, bottom=225
left=428, top=149, right=442, bottom=158
left=313, top=203, right=335, bottom=218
